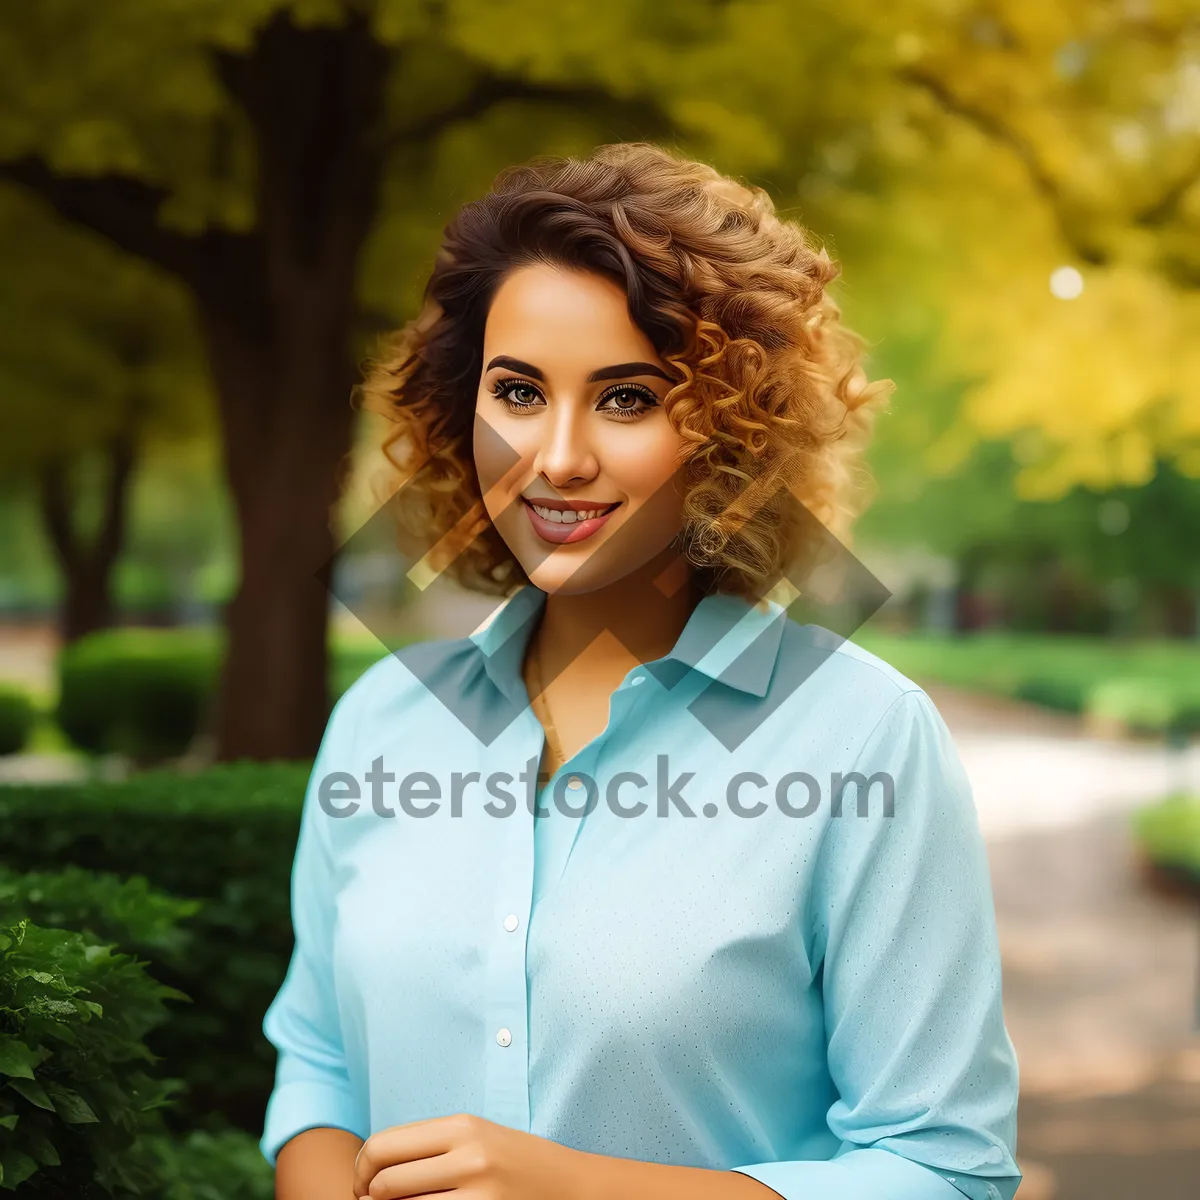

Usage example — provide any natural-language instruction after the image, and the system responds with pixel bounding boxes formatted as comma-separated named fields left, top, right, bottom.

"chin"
left=522, top=557, right=614, bottom=596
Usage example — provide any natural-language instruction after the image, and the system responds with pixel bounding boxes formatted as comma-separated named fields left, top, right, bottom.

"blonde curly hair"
left=357, top=142, right=892, bottom=601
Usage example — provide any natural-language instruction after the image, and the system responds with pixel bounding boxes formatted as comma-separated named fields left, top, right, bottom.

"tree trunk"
left=199, top=297, right=359, bottom=762
left=38, top=431, right=136, bottom=643
left=193, top=9, right=390, bottom=761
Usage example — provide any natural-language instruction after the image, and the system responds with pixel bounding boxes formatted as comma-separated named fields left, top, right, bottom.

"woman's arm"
left=276, top=1127, right=364, bottom=1200
left=260, top=685, right=371, bottom=1173
left=730, top=689, right=1021, bottom=1200
left=350, top=1113, right=782, bottom=1200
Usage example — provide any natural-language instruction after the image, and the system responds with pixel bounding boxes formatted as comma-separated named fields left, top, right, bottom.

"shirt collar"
left=469, top=582, right=787, bottom=705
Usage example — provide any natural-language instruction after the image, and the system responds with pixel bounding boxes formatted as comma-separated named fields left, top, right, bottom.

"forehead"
left=483, top=263, right=660, bottom=363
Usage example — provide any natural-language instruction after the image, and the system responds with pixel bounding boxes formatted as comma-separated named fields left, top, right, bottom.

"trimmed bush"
left=54, top=626, right=395, bottom=761
left=143, top=1129, right=274, bottom=1200
left=0, top=917, right=185, bottom=1194
left=56, top=628, right=220, bottom=762
left=0, top=867, right=199, bottom=969
left=1087, top=678, right=1200, bottom=737
left=856, top=631, right=1200, bottom=735
left=1133, top=793, right=1200, bottom=883
left=0, top=763, right=310, bottom=1134
left=0, top=686, right=36, bottom=757
left=1012, top=676, right=1087, bottom=713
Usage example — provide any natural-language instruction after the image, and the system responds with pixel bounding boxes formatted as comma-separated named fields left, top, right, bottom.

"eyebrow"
left=484, top=355, right=678, bottom=384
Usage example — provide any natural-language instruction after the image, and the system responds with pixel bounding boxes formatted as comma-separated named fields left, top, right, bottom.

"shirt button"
left=495, top=1027, right=512, bottom=1047
left=566, top=775, right=583, bottom=790
left=503, top=914, right=519, bottom=932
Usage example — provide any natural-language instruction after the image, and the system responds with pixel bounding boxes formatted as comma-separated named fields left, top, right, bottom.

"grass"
left=854, top=630, right=1200, bottom=735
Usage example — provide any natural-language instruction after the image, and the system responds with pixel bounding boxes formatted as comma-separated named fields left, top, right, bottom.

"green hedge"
left=0, top=865, right=275, bottom=1196
left=0, top=867, right=198, bottom=970
left=0, top=687, right=36, bottom=757
left=0, top=763, right=310, bottom=1135
left=856, top=632, right=1200, bottom=735
left=1133, top=793, right=1200, bottom=884
left=56, top=629, right=220, bottom=762
left=54, top=626, right=396, bottom=761
left=0, top=917, right=183, bottom=1194
left=146, top=1128, right=273, bottom=1200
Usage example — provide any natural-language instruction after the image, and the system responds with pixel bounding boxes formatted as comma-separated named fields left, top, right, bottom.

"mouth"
left=521, top=498, right=621, bottom=545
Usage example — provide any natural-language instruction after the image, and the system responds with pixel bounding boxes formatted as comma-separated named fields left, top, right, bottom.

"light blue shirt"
left=260, top=583, right=1021, bottom=1200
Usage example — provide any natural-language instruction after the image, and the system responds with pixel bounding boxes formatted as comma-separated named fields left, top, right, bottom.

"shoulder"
left=771, top=620, right=935, bottom=728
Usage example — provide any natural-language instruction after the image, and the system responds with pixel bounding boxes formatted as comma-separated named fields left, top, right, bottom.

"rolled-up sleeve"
left=732, top=689, right=1021, bottom=1200
left=259, top=689, right=369, bottom=1165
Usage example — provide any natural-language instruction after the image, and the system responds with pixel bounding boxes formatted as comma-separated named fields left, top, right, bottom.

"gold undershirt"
left=527, top=641, right=565, bottom=783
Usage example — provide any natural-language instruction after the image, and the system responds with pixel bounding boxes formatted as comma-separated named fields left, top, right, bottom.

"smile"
left=521, top=498, right=621, bottom=545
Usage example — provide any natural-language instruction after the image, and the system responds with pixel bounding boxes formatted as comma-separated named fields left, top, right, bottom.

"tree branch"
left=899, top=64, right=1110, bottom=266
left=1134, top=148, right=1200, bottom=228
left=0, top=155, right=265, bottom=317
left=379, top=73, right=669, bottom=156
left=94, top=428, right=137, bottom=570
left=37, top=455, right=77, bottom=568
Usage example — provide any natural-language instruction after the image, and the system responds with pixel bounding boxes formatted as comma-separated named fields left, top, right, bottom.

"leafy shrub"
left=143, top=1128, right=274, bottom=1200
left=0, top=763, right=310, bottom=1134
left=0, top=918, right=185, bottom=1194
left=0, top=867, right=199, bottom=969
left=1012, top=676, right=1087, bottom=713
left=0, top=687, right=36, bottom=757
left=56, top=629, right=220, bottom=762
left=1133, top=793, right=1200, bottom=881
left=54, top=626, right=394, bottom=761
left=1086, top=678, right=1200, bottom=736
left=855, top=631, right=1200, bottom=734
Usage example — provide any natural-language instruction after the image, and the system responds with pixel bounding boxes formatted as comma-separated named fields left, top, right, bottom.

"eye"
left=597, top=384, right=659, bottom=420
left=490, top=378, right=545, bottom=412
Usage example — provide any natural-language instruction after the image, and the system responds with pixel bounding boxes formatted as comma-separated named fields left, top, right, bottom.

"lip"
left=521, top=497, right=621, bottom=545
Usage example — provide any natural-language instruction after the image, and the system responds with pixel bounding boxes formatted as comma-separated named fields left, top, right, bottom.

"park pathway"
left=925, top=685, right=1200, bottom=1200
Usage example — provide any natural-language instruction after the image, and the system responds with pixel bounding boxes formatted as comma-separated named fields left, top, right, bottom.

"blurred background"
left=0, top=2, right=1197, bottom=1197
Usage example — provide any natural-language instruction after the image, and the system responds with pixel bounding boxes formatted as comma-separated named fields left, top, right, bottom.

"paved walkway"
left=924, top=686, right=1200, bottom=1200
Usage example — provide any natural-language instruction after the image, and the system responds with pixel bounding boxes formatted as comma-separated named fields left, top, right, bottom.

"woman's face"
left=473, top=263, right=687, bottom=595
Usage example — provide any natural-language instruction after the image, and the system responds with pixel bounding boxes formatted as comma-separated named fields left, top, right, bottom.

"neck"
left=530, top=549, right=699, bottom=680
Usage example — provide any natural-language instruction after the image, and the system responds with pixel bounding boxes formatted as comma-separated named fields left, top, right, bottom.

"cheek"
left=472, top=407, right=534, bottom=513
left=603, top=422, right=685, bottom=496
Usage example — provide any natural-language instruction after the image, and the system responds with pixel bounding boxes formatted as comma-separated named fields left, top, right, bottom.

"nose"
left=533, top=401, right=599, bottom=489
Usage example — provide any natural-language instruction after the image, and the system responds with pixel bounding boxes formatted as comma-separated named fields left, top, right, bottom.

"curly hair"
left=356, top=141, right=893, bottom=601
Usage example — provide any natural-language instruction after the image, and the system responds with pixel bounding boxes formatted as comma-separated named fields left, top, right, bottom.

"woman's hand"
left=352, top=1112, right=589, bottom=1200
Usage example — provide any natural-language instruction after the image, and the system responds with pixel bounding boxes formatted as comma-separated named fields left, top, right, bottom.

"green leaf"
left=46, top=1086, right=97, bottom=1125
left=23, top=1129, right=58, bottom=1167
left=7, top=1079, right=52, bottom=1111
left=0, top=1042, right=40, bottom=1081
left=0, top=1114, right=17, bottom=1130
left=0, top=1147, right=38, bottom=1188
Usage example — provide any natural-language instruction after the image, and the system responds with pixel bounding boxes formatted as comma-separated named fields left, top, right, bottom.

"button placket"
left=480, top=719, right=536, bottom=1131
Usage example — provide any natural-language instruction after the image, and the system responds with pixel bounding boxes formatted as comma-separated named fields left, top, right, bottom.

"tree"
left=0, top=187, right=208, bottom=641
left=882, top=0, right=1200, bottom=495
left=0, top=1, right=681, bottom=758
left=4, top=0, right=1191, bottom=756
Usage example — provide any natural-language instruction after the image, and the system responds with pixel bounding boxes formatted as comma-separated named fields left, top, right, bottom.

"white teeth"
left=530, top=503, right=608, bottom=523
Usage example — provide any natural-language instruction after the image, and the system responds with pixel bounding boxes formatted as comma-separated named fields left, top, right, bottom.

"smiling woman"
left=263, top=142, right=1022, bottom=1200
left=357, top=143, right=889, bottom=605
left=473, top=265, right=690, bottom=590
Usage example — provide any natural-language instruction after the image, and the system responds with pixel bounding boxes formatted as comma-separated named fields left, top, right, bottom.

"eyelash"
left=489, top=378, right=659, bottom=420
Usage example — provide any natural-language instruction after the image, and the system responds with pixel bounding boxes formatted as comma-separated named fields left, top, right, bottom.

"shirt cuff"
left=259, top=1078, right=369, bottom=1166
left=731, top=1147, right=1020, bottom=1200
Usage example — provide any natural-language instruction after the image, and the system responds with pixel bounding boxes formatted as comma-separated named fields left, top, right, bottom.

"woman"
left=261, top=142, right=1021, bottom=1200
